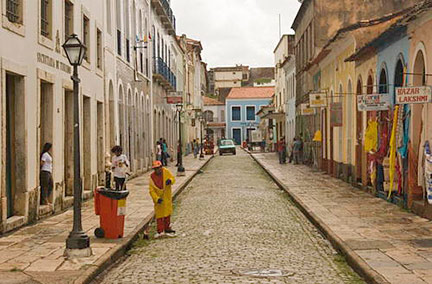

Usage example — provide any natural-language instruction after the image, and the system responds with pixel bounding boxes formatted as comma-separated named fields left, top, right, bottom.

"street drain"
left=233, top=269, right=295, bottom=278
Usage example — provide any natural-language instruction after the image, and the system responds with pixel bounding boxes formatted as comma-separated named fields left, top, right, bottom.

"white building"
left=203, top=96, right=225, bottom=142
left=0, top=0, right=107, bottom=231
left=0, top=0, right=195, bottom=233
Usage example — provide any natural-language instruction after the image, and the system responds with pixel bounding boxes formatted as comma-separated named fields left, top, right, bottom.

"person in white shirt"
left=40, top=143, right=53, bottom=205
left=111, top=145, right=130, bottom=191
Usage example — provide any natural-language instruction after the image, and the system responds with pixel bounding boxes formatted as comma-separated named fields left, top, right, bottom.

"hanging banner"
left=309, top=92, right=327, bottom=108
left=357, top=93, right=391, bottom=111
left=330, top=102, right=343, bottom=127
left=300, top=104, right=316, bottom=116
left=396, top=86, right=432, bottom=104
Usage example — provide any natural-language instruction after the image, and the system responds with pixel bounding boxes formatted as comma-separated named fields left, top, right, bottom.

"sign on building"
left=330, top=102, right=343, bottom=127
left=166, top=96, right=183, bottom=104
left=357, top=93, right=391, bottom=111
left=300, top=104, right=316, bottom=116
left=396, top=86, right=432, bottom=104
left=309, top=92, right=327, bottom=108
left=251, top=130, right=262, bottom=143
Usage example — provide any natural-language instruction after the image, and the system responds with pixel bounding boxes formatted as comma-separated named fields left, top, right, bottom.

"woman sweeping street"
left=149, top=160, right=177, bottom=238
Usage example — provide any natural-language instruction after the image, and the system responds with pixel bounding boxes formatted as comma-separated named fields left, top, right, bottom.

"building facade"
left=203, top=96, right=225, bottom=142
left=0, top=0, right=203, bottom=233
left=225, top=87, right=274, bottom=145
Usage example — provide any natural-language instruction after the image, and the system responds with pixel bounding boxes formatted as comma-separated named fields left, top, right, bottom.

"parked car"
left=219, top=139, right=236, bottom=155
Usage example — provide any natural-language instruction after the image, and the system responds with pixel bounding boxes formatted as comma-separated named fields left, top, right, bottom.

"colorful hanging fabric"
left=398, top=105, right=410, bottom=158
left=388, top=106, right=399, bottom=199
left=364, top=120, right=378, bottom=153
left=424, top=141, right=432, bottom=204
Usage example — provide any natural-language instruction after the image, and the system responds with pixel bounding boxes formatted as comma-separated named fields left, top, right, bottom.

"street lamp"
left=176, top=104, right=185, bottom=176
left=199, top=116, right=205, bottom=159
left=62, top=34, right=92, bottom=258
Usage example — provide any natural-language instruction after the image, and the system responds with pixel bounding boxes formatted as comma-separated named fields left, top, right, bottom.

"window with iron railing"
left=6, top=0, right=21, bottom=24
left=64, top=0, right=73, bottom=41
left=83, top=15, right=90, bottom=62
left=126, top=39, right=130, bottom=62
left=97, top=29, right=103, bottom=69
left=117, top=30, right=122, bottom=55
left=41, top=0, right=51, bottom=38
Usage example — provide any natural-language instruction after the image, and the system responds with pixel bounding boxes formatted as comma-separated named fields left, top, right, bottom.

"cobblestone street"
left=97, top=150, right=363, bottom=283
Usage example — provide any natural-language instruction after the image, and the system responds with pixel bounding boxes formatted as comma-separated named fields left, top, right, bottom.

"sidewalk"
left=0, top=155, right=212, bottom=284
left=252, top=152, right=432, bottom=284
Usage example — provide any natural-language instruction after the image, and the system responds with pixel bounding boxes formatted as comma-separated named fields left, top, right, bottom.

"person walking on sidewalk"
left=193, top=139, right=199, bottom=158
left=111, top=145, right=130, bottom=191
left=278, top=137, right=287, bottom=164
left=40, top=143, right=53, bottom=205
left=149, top=160, right=176, bottom=238
left=162, top=138, right=169, bottom=166
left=156, top=141, right=162, bottom=162
left=293, top=137, right=302, bottom=165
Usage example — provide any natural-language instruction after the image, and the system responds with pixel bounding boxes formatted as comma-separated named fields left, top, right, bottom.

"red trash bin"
left=94, top=187, right=129, bottom=239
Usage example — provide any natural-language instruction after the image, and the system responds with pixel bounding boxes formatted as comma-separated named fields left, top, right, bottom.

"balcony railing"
left=154, top=57, right=176, bottom=90
left=152, top=0, right=176, bottom=34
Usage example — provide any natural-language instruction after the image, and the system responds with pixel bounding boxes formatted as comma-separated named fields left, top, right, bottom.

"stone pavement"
left=97, top=150, right=363, bottom=284
left=252, top=152, right=432, bottom=284
left=0, top=154, right=211, bottom=284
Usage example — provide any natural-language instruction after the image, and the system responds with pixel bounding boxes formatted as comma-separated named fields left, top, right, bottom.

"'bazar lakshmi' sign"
left=396, top=86, right=432, bottom=104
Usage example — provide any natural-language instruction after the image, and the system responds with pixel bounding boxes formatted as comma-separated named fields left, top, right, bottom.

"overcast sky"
left=171, top=0, right=302, bottom=68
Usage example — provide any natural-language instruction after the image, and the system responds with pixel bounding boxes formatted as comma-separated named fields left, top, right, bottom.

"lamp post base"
left=177, top=165, right=186, bottom=176
left=64, top=247, right=93, bottom=259
left=64, top=231, right=91, bottom=258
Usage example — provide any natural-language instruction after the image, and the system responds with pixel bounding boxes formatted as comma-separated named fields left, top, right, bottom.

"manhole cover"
left=234, top=269, right=295, bottom=278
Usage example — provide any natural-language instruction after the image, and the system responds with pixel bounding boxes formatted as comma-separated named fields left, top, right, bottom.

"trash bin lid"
left=98, top=188, right=130, bottom=200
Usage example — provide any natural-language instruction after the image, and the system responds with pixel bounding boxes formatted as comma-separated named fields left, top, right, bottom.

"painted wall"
left=226, top=98, right=271, bottom=144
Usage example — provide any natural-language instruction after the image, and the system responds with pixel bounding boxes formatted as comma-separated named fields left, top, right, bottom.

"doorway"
left=40, top=81, right=54, bottom=203
left=233, top=128, right=241, bottom=145
left=64, top=90, right=74, bottom=196
left=5, top=73, right=26, bottom=218
left=83, top=96, right=91, bottom=191
left=97, top=102, right=104, bottom=186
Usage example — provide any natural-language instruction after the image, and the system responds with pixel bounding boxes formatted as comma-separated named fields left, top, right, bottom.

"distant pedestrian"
left=293, top=137, right=302, bottom=165
left=193, top=139, right=199, bottom=158
left=162, top=139, right=169, bottom=166
left=149, top=160, right=176, bottom=239
left=40, top=143, right=53, bottom=205
left=278, top=137, right=287, bottom=164
left=156, top=141, right=162, bottom=162
left=111, top=145, right=130, bottom=191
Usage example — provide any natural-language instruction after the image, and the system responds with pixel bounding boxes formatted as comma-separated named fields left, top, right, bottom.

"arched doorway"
left=355, top=77, right=363, bottom=184
left=411, top=49, right=427, bottom=201
left=108, top=81, right=115, bottom=147
left=118, top=86, right=125, bottom=148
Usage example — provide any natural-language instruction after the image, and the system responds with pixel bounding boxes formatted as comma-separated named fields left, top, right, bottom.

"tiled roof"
left=203, top=96, right=224, bottom=106
left=226, top=87, right=274, bottom=100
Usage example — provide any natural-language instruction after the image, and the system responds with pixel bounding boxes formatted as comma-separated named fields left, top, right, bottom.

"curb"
left=247, top=151, right=389, bottom=284
left=75, top=156, right=214, bottom=284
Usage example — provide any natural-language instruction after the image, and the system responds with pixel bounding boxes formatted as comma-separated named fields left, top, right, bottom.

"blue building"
left=225, top=87, right=274, bottom=145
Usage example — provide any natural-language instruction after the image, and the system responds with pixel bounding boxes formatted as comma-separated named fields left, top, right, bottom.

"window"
left=221, top=110, right=225, bottom=122
left=232, top=107, right=241, bottom=121
left=116, top=0, right=121, bottom=55
left=6, top=0, right=22, bottom=24
left=246, top=106, right=255, bottom=121
left=41, top=0, right=52, bottom=38
left=97, top=29, right=102, bottom=69
left=64, top=0, right=73, bottom=41
left=83, top=15, right=90, bottom=62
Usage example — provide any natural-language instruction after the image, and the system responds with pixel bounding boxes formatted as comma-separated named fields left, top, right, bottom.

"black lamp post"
left=176, top=104, right=185, bottom=176
left=62, top=34, right=92, bottom=257
left=199, top=116, right=205, bottom=159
